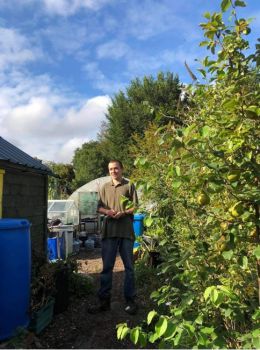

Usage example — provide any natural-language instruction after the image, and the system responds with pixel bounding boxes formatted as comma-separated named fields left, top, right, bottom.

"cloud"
left=0, top=27, right=42, bottom=70
left=83, top=62, right=126, bottom=93
left=0, top=67, right=111, bottom=163
left=124, top=46, right=200, bottom=79
left=97, top=40, right=129, bottom=60
left=41, top=21, right=89, bottom=58
left=122, top=0, right=200, bottom=42
left=41, top=0, right=112, bottom=16
left=57, top=137, right=90, bottom=163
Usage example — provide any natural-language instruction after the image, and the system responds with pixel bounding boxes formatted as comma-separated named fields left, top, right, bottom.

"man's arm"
left=98, top=206, right=116, bottom=218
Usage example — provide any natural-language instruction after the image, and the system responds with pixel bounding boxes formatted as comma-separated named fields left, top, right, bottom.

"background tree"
left=46, top=162, right=75, bottom=199
left=104, top=72, right=183, bottom=174
left=72, top=140, right=109, bottom=188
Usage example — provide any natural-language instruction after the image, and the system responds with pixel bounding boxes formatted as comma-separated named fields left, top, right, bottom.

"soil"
left=25, top=248, right=154, bottom=349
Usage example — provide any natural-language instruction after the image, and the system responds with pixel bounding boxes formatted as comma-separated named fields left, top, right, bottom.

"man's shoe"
left=87, top=298, right=110, bottom=314
left=124, top=300, right=138, bottom=315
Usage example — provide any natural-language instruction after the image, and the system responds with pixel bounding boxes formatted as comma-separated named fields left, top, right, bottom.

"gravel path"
left=36, top=248, right=150, bottom=349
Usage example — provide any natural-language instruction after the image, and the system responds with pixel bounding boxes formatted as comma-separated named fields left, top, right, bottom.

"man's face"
left=108, top=161, right=123, bottom=181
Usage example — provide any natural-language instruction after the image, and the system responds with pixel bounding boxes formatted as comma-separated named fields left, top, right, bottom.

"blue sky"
left=0, top=0, right=259, bottom=163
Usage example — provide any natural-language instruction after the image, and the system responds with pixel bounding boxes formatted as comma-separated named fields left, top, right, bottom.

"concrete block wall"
left=2, top=166, right=48, bottom=255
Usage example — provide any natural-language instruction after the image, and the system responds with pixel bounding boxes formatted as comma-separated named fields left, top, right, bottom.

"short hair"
left=108, top=159, right=123, bottom=169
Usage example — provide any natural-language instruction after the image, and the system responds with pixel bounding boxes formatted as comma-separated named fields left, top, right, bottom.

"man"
left=88, top=160, right=138, bottom=315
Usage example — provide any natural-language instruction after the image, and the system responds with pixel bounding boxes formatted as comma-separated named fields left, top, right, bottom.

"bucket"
left=133, top=214, right=145, bottom=251
left=84, top=237, right=95, bottom=251
left=73, top=239, right=81, bottom=254
left=51, top=225, right=74, bottom=257
left=47, top=236, right=65, bottom=260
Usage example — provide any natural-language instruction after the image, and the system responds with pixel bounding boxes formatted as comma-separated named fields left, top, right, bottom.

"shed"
left=0, top=136, right=54, bottom=256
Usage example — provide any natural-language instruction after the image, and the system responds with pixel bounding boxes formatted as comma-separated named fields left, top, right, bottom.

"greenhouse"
left=69, top=176, right=110, bottom=218
left=47, top=199, right=79, bottom=226
left=69, top=176, right=111, bottom=233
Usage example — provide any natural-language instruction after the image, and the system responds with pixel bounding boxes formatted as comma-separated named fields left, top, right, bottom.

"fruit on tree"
left=229, top=201, right=244, bottom=217
left=216, top=235, right=226, bottom=252
left=227, top=170, right=240, bottom=182
left=220, top=222, right=229, bottom=231
left=197, top=192, right=210, bottom=206
left=249, top=228, right=257, bottom=239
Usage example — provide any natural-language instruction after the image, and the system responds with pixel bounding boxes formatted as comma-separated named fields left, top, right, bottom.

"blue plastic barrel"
left=133, top=214, right=145, bottom=250
left=0, top=219, right=31, bottom=341
left=47, top=236, right=64, bottom=261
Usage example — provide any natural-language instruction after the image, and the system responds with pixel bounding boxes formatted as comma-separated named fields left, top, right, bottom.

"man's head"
left=108, top=160, right=123, bottom=182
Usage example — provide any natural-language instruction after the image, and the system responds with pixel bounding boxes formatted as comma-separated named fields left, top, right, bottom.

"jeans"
left=98, top=237, right=136, bottom=301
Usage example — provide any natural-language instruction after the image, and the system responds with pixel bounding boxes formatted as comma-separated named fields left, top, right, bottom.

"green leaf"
left=144, top=216, right=154, bottom=227
left=138, top=333, right=147, bottom=348
left=139, top=157, right=148, bottom=165
left=172, top=181, right=182, bottom=189
left=201, top=125, right=211, bottom=137
left=252, top=329, right=260, bottom=337
left=246, top=105, right=260, bottom=116
left=242, top=255, right=248, bottom=269
left=253, top=245, right=260, bottom=259
left=253, top=336, right=260, bottom=349
left=173, top=328, right=183, bottom=346
left=158, top=138, right=165, bottom=146
left=204, top=286, right=214, bottom=301
left=211, top=288, right=219, bottom=303
left=222, top=99, right=237, bottom=110
left=201, top=326, right=215, bottom=334
left=117, top=323, right=129, bottom=340
left=221, top=0, right=232, bottom=12
left=175, top=166, right=181, bottom=176
left=224, top=308, right=232, bottom=317
left=234, top=0, right=246, bottom=7
left=222, top=250, right=234, bottom=260
left=252, top=309, right=260, bottom=320
left=130, top=328, right=140, bottom=345
left=198, top=69, right=207, bottom=78
left=163, top=322, right=177, bottom=340
left=199, top=41, right=209, bottom=47
left=173, top=308, right=183, bottom=316
left=171, top=139, right=183, bottom=149
left=147, top=310, right=157, bottom=325
left=204, top=12, right=211, bottom=19
left=149, top=332, right=160, bottom=343
left=155, top=317, right=168, bottom=337
left=195, top=315, right=203, bottom=325
left=198, top=332, right=208, bottom=346
left=218, top=285, right=233, bottom=297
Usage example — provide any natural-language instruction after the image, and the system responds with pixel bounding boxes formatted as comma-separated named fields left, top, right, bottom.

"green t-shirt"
left=98, top=178, right=138, bottom=240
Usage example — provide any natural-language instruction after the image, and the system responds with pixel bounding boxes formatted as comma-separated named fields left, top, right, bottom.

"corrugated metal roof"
left=0, top=136, right=53, bottom=175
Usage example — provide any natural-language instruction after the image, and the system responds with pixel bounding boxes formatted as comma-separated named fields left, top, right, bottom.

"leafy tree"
left=72, top=140, right=109, bottom=188
left=46, top=162, right=75, bottom=199
left=117, top=1, right=260, bottom=348
left=104, top=72, right=183, bottom=174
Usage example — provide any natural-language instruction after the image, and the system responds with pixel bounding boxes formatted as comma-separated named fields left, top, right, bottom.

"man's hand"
left=106, top=209, right=117, bottom=217
left=113, top=211, right=125, bottom=219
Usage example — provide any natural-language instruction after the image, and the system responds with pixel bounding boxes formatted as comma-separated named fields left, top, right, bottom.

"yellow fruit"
left=227, top=170, right=240, bottom=182
left=229, top=202, right=243, bottom=217
left=249, top=228, right=257, bottom=239
left=216, top=235, right=226, bottom=252
left=219, top=242, right=226, bottom=252
left=220, top=222, right=229, bottom=231
left=197, top=192, right=210, bottom=206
